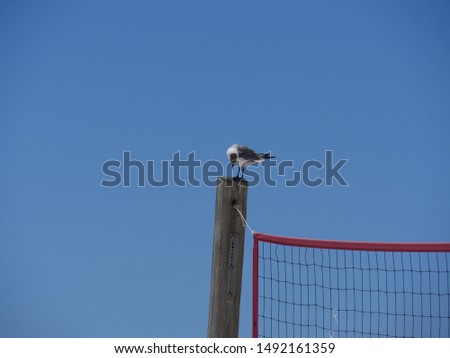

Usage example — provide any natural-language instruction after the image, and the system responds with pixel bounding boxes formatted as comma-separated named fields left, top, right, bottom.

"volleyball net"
left=252, top=233, right=450, bottom=338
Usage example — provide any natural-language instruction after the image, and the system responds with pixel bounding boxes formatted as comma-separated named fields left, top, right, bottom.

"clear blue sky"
left=1, top=0, right=449, bottom=337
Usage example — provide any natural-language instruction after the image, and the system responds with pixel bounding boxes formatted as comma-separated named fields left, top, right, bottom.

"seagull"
left=226, top=144, right=275, bottom=179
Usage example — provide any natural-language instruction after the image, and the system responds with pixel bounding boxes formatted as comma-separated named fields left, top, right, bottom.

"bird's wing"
left=238, top=145, right=261, bottom=160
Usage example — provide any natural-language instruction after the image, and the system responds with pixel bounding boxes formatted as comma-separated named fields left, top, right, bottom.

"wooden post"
left=208, top=177, right=248, bottom=337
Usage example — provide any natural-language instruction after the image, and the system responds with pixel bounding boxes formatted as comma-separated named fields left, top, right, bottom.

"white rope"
left=329, top=309, right=339, bottom=338
left=233, top=205, right=255, bottom=235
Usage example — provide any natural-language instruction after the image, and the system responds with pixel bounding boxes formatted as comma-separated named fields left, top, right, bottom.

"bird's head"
left=226, top=144, right=239, bottom=166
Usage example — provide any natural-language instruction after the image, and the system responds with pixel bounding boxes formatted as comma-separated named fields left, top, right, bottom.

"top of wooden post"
left=216, top=176, right=248, bottom=187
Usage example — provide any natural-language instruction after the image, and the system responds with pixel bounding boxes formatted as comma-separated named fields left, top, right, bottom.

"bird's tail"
left=262, top=152, right=276, bottom=159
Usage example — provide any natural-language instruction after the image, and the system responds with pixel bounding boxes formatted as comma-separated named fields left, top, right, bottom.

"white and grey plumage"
left=226, top=143, right=275, bottom=179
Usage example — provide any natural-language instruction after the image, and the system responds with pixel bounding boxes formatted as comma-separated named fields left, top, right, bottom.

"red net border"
left=252, top=232, right=450, bottom=338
